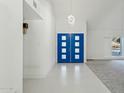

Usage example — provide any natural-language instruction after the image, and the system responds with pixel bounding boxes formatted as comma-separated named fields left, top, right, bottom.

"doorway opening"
left=112, top=36, right=121, bottom=56
left=112, top=36, right=124, bottom=57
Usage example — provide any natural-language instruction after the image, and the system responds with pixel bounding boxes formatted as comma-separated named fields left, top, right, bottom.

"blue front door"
left=57, top=33, right=70, bottom=63
left=71, top=34, right=84, bottom=63
left=57, top=33, right=84, bottom=63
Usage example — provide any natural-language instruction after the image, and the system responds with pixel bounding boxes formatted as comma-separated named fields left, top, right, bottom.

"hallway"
left=24, top=64, right=111, bottom=93
left=0, top=0, right=124, bottom=93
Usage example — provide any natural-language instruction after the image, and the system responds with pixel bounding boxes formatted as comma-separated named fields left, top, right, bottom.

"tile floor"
left=24, top=63, right=111, bottom=93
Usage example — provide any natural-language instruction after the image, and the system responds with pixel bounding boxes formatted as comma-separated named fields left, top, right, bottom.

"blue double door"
left=57, top=33, right=84, bottom=63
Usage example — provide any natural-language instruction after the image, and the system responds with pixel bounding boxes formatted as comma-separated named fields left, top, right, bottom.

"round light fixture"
left=67, top=15, right=75, bottom=25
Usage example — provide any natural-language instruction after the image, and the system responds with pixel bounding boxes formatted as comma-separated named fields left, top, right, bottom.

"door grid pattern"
left=57, top=33, right=84, bottom=63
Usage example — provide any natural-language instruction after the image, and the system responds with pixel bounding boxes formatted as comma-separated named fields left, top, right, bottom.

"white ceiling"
left=48, top=0, right=124, bottom=29
left=50, top=0, right=123, bottom=18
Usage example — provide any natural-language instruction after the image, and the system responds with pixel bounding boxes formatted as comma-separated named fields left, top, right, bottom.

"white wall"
left=51, top=0, right=124, bottom=60
left=87, top=0, right=124, bottom=59
left=24, top=0, right=56, bottom=78
left=50, top=0, right=88, bottom=62
left=0, top=0, right=23, bottom=93
left=87, top=30, right=123, bottom=59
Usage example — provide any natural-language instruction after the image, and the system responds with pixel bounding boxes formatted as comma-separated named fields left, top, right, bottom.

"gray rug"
left=86, top=60, right=124, bottom=93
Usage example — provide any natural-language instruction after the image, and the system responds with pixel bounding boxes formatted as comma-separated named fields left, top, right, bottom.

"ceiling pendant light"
left=68, top=15, right=75, bottom=25
left=67, top=0, right=75, bottom=25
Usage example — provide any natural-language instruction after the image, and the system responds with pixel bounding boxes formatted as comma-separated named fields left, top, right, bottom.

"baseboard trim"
left=0, top=88, right=16, bottom=93
left=87, top=59, right=112, bottom=61
left=24, top=74, right=47, bottom=79
left=87, top=59, right=124, bottom=61
left=24, top=63, right=55, bottom=79
left=23, top=65, right=47, bottom=79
